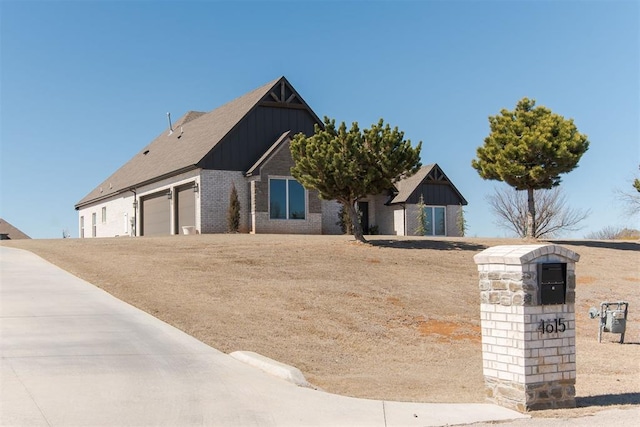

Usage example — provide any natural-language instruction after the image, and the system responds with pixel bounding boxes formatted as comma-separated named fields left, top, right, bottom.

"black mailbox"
left=538, top=263, right=567, bottom=305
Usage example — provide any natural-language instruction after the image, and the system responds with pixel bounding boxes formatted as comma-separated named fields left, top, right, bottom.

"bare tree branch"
left=487, top=187, right=590, bottom=238
left=613, top=166, right=640, bottom=217
left=615, top=187, right=640, bottom=217
left=586, top=226, right=640, bottom=240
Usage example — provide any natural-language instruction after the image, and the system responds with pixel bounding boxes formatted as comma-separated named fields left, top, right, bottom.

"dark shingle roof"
left=390, top=164, right=467, bottom=205
left=75, top=76, right=286, bottom=208
left=0, top=218, right=31, bottom=239
left=391, top=164, right=437, bottom=204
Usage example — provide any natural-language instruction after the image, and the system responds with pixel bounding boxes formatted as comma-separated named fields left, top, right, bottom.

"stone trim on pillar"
left=474, top=244, right=580, bottom=412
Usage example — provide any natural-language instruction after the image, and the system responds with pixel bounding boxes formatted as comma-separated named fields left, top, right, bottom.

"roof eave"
left=75, top=164, right=199, bottom=210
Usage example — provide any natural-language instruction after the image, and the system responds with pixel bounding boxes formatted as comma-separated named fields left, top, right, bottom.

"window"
left=422, top=206, right=446, bottom=236
left=269, top=178, right=306, bottom=220
left=92, top=213, right=97, bottom=237
left=101, top=207, right=107, bottom=224
left=80, top=216, right=85, bottom=238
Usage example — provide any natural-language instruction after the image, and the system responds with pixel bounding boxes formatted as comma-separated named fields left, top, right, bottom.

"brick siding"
left=200, top=170, right=250, bottom=233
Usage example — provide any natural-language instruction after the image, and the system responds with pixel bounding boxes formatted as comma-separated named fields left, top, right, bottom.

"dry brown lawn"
left=3, top=234, right=639, bottom=418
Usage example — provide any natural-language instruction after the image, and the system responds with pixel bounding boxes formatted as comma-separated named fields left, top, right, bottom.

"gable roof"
left=245, top=131, right=293, bottom=177
left=390, top=164, right=468, bottom=205
left=0, top=218, right=31, bottom=239
left=76, top=76, right=319, bottom=209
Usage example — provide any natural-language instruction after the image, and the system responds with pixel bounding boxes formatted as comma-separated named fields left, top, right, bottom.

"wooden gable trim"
left=258, top=78, right=323, bottom=125
left=426, top=166, right=447, bottom=182
left=259, top=101, right=308, bottom=110
left=417, top=164, right=468, bottom=205
left=199, top=77, right=322, bottom=171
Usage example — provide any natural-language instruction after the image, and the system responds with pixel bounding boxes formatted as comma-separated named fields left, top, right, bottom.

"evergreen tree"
left=456, top=204, right=467, bottom=237
left=227, top=183, right=240, bottom=233
left=415, top=194, right=427, bottom=235
left=471, top=98, right=589, bottom=239
left=291, top=117, right=422, bottom=243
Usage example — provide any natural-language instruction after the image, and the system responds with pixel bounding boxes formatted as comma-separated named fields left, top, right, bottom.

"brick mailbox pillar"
left=473, top=244, right=580, bottom=412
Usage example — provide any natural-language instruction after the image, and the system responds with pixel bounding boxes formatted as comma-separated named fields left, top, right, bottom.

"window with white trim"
left=423, top=206, right=446, bottom=236
left=101, top=207, right=107, bottom=224
left=269, top=178, right=306, bottom=220
left=91, top=213, right=97, bottom=237
left=80, top=216, right=85, bottom=238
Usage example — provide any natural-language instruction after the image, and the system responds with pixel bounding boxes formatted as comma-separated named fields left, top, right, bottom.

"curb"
left=230, top=351, right=311, bottom=387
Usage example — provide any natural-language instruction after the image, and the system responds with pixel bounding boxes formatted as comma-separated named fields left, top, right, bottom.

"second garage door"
left=176, top=185, right=196, bottom=232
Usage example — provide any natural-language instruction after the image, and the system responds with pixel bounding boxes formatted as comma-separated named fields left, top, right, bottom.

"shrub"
left=227, top=183, right=240, bottom=233
left=585, top=226, right=639, bottom=240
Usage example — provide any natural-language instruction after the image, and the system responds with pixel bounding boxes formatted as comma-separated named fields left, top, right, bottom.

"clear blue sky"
left=1, top=0, right=638, bottom=239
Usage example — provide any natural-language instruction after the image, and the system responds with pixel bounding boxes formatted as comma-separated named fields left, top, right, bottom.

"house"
left=0, top=218, right=31, bottom=240
left=360, top=164, right=468, bottom=236
left=75, top=76, right=467, bottom=238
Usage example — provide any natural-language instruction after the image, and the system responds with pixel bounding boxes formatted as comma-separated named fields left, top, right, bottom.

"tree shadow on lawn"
left=369, top=239, right=487, bottom=251
left=549, top=240, right=640, bottom=252
left=577, top=392, right=640, bottom=407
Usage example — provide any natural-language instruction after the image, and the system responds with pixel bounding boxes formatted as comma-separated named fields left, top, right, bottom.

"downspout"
left=403, top=203, right=407, bottom=236
left=129, top=188, right=137, bottom=237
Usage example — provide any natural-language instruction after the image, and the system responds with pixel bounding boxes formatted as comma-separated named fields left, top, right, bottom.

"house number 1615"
left=537, top=318, right=567, bottom=334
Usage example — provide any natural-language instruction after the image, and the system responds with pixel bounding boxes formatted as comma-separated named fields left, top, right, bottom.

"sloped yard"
left=3, top=234, right=638, bottom=417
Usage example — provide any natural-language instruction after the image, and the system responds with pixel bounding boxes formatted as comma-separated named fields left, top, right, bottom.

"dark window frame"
left=269, top=177, right=306, bottom=220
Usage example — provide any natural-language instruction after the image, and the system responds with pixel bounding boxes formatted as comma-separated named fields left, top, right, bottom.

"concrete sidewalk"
left=0, top=246, right=529, bottom=426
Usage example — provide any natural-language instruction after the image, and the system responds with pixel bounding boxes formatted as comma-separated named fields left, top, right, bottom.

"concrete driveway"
left=0, top=246, right=528, bottom=426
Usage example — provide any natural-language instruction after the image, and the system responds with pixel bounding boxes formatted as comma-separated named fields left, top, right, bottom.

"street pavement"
left=0, top=246, right=530, bottom=426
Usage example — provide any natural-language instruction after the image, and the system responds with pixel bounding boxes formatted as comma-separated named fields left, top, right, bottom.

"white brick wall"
left=78, top=169, right=200, bottom=238
left=321, top=199, right=342, bottom=235
left=446, top=204, right=463, bottom=236
left=480, top=303, right=576, bottom=384
left=200, top=170, right=250, bottom=234
left=78, top=194, right=135, bottom=238
left=363, top=194, right=396, bottom=235
left=475, top=244, right=579, bottom=410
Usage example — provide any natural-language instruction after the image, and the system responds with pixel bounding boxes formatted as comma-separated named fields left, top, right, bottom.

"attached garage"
left=176, top=185, right=196, bottom=232
left=141, top=192, right=170, bottom=236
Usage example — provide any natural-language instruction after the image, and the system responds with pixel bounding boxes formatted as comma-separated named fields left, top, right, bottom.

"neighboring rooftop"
left=0, top=218, right=31, bottom=240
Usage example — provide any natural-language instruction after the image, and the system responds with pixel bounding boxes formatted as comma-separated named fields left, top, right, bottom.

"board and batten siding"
left=407, top=182, right=463, bottom=206
left=198, top=106, right=318, bottom=172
